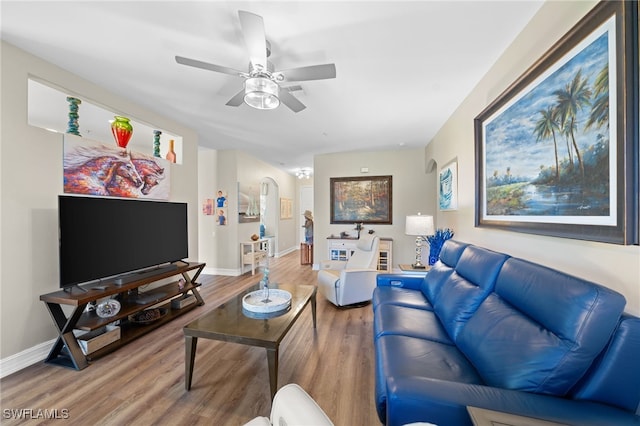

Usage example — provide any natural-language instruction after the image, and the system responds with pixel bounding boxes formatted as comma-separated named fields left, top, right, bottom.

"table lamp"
left=405, top=214, right=434, bottom=269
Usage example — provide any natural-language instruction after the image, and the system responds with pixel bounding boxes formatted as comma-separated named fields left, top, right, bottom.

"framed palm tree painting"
left=474, top=1, right=638, bottom=244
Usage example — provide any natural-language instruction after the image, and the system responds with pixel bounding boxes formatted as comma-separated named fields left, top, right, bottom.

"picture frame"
left=330, top=175, right=392, bottom=224
left=238, top=182, right=260, bottom=223
left=63, top=134, right=171, bottom=200
left=474, top=1, right=638, bottom=245
left=439, top=159, right=458, bottom=211
left=280, top=198, right=293, bottom=220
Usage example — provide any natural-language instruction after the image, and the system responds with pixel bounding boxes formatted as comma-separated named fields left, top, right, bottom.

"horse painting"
left=64, top=141, right=170, bottom=199
left=64, top=147, right=142, bottom=196
left=130, top=155, right=165, bottom=195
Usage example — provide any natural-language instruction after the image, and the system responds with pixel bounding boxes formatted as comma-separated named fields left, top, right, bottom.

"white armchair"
left=243, top=383, right=333, bottom=426
left=317, top=233, right=380, bottom=307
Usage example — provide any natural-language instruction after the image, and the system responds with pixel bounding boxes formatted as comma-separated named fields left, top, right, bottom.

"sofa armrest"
left=385, top=376, right=640, bottom=426
left=340, top=268, right=379, bottom=279
left=376, top=274, right=424, bottom=290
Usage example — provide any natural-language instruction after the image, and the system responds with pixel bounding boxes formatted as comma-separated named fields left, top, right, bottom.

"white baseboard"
left=201, top=245, right=299, bottom=277
left=277, top=246, right=297, bottom=257
left=0, top=339, right=54, bottom=378
left=202, top=266, right=242, bottom=276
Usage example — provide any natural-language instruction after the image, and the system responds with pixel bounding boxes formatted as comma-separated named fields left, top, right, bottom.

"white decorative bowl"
left=242, top=289, right=292, bottom=313
left=96, top=299, right=121, bottom=318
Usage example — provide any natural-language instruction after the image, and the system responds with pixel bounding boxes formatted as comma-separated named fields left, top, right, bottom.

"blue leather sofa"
left=373, top=240, right=640, bottom=425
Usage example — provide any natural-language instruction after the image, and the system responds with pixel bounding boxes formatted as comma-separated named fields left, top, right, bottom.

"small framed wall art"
left=439, top=160, right=458, bottom=211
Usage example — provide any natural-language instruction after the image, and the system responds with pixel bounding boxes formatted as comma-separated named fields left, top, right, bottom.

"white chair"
left=243, top=383, right=333, bottom=426
left=317, top=233, right=380, bottom=307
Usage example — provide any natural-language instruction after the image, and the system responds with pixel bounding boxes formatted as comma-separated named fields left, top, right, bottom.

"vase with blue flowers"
left=426, top=228, right=454, bottom=265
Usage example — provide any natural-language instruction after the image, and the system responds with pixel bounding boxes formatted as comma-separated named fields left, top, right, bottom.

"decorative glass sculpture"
left=260, top=256, right=271, bottom=302
left=153, top=130, right=162, bottom=157
left=66, top=97, right=82, bottom=136
left=111, top=116, right=133, bottom=149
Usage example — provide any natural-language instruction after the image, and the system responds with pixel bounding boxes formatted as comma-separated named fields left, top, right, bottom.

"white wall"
left=426, top=1, right=640, bottom=315
left=0, top=41, right=199, bottom=361
left=314, top=148, right=436, bottom=268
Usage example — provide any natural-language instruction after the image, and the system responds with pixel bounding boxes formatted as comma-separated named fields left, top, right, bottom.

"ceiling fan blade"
left=238, top=10, right=267, bottom=72
left=175, top=56, right=245, bottom=77
left=283, top=85, right=303, bottom=92
left=276, top=64, right=336, bottom=82
left=279, top=89, right=306, bottom=113
left=225, top=89, right=245, bottom=107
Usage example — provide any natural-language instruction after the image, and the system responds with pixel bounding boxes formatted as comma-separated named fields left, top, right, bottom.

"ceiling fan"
left=175, top=10, right=336, bottom=113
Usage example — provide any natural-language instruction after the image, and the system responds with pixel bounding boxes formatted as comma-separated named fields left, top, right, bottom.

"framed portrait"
left=474, top=1, right=638, bottom=244
left=330, top=175, right=392, bottom=224
left=439, top=160, right=458, bottom=211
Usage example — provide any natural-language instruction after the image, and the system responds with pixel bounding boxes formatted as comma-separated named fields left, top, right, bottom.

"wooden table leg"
left=185, top=335, right=198, bottom=390
left=311, top=290, right=317, bottom=329
left=266, top=347, right=278, bottom=400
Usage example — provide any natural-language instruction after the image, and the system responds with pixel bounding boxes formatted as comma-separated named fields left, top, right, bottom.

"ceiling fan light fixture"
left=244, top=77, right=280, bottom=110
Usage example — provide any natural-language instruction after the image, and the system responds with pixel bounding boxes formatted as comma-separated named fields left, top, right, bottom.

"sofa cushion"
left=457, top=258, right=626, bottom=395
left=438, top=239, right=468, bottom=267
left=375, top=334, right=483, bottom=423
left=432, top=246, right=509, bottom=341
left=569, top=314, right=640, bottom=411
left=419, top=240, right=468, bottom=302
left=372, top=286, right=433, bottom=312
left=373, top=304, right=452, bottom=343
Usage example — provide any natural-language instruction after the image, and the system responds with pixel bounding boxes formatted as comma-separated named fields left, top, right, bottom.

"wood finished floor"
left=0, top=252, right=379, bottom=425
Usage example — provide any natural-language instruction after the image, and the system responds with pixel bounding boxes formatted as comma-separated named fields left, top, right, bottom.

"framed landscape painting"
left=330, top=175, right=392, bottom=224
left=474, top=1, right=638, bottom=244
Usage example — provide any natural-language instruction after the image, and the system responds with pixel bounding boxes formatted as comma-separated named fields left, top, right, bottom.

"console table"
left=240, top=239, right=268, bottom=275
left=39, top=262, right=205, bottom=370
left=327, top=237, right=393, bottom=271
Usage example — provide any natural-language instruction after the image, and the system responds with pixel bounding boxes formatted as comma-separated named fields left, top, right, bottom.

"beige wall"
left=0, top=41, right=200, bottom=359
left=197, top=149, right=298, bottom=274
left=314, top=148, right=437, bottom=267
left=426, top=0, right=640, bottom=315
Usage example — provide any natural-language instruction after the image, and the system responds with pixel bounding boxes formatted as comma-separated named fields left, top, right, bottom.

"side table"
left=398, top=264, right=431, bottom=276
left=240, top=239, right=268, bottom=275
left=467, top=406, right=567, bottom=426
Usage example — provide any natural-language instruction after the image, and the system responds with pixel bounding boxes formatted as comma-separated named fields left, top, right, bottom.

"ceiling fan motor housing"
left=244, top=77, right=280, bottom=109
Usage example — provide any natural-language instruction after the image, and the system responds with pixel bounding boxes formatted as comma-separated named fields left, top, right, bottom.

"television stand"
left=63, top=284, right=88, bottom=293
left=113, top=263, right=179, bottom=285
left=40, top=262, right=205, bottom=370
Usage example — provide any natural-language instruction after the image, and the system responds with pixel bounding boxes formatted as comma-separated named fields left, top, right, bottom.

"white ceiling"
left=1, top=1, right=544, bottom=176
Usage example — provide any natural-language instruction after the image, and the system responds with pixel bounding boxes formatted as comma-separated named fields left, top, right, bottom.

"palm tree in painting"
left=553, top=70, right=592, bottom=180
left=586, top=65, right=609, bottom=131
left=560, top=118, right=576, bottom=170
left=534, top=106, right=561, bottom=183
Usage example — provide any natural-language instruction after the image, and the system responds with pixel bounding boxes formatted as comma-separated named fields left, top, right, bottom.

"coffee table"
left=183, top=283, right=317, bottom=399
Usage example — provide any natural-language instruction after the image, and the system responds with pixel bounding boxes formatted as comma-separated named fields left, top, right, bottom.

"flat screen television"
left=58, top=195, right=188, bottom=288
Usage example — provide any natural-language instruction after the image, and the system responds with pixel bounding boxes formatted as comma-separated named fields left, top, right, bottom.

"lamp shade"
left=405, top=214, right=434, bottom=236
left=244, top=77, right=280, bottom=110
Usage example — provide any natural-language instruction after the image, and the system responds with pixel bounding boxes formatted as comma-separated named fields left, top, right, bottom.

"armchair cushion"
left=318, top=235, right=380, bottom=306
left=243, top=383, right=333, bottom=426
